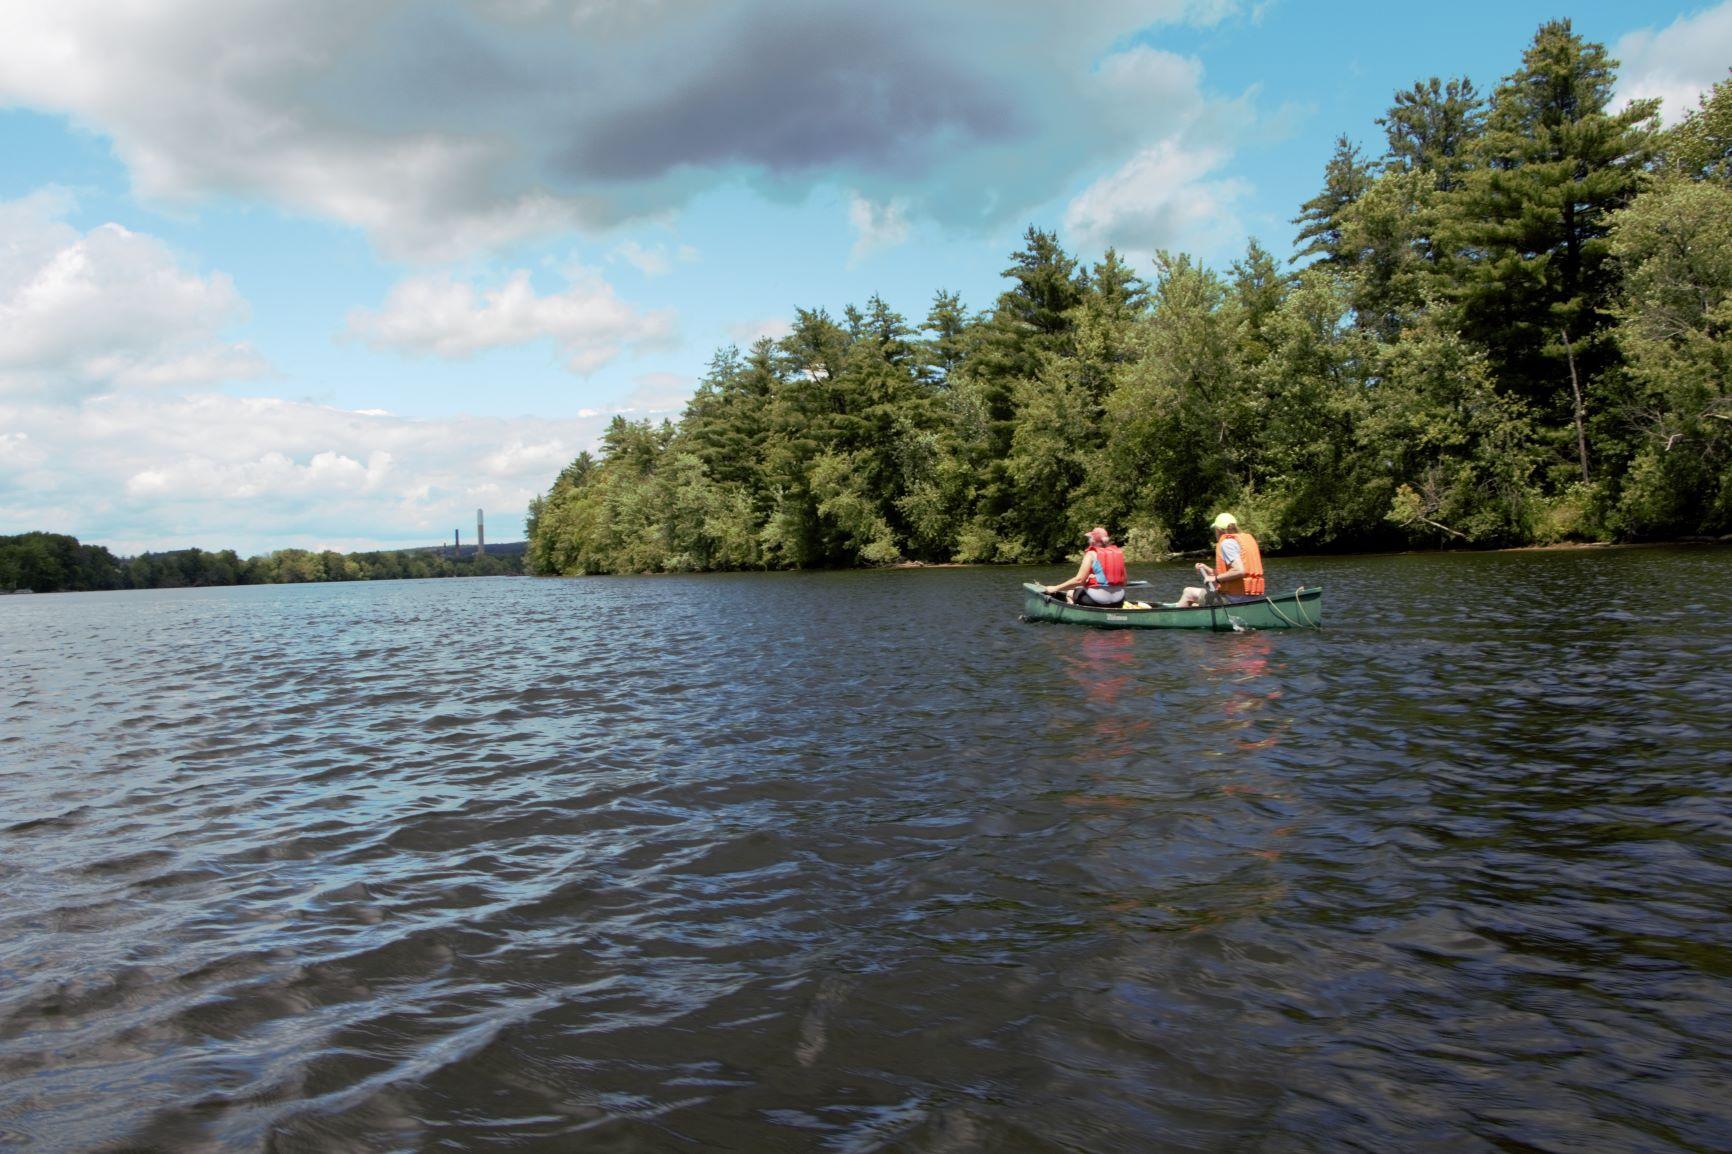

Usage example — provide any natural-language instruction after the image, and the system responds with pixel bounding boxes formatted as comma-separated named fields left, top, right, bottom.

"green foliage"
left=1101, top=253, right=1240, bottom=551
left=1373, top=316, right=1540, bottom=544
left=1379, top=76, right=1485, bottom=191
left=521, top=22, right=1729, bottom=575
left=1251, top=271, right=1390, bottom=548
left=0, top=533, right=124, bottom=593
left=1293, top=135, right=1376, bottom=268
left=1439, top=20, right=1658, bottom=430
left=1662, top=74, right=1732, bottom=185
left=1607, top=176, right=1732, bottom=535
left=0, top=533, right=523, bottom=593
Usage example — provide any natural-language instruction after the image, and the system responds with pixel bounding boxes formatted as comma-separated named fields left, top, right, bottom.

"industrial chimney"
left=476, top=508, right=485, bottom=558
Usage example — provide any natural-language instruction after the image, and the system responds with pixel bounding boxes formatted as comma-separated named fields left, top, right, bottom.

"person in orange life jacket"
left=1175, top=512, right=1265, bottom=607
left=1043, top=526, right=1128, bottom=606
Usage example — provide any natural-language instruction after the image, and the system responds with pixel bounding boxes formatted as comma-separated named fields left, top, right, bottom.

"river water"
left=2, top=548, right=1729, bottom=1152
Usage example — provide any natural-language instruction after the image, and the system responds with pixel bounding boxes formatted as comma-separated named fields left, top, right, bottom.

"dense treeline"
left=0, top=532, right=523, bottom=594
left=522, top=23, right=1722, bottom=574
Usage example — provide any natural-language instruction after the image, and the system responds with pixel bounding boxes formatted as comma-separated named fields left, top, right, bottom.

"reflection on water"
left=2, top=548, right=1730, bottom=1151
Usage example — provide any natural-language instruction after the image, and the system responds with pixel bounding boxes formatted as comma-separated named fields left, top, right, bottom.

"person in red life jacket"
left=1043, top=526, right=1129, bottom=606
left=1175, top=512, right=1265, bottom=607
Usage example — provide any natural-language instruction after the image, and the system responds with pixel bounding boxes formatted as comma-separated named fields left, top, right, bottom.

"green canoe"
left=1021, top=582, right=1324, bottom=631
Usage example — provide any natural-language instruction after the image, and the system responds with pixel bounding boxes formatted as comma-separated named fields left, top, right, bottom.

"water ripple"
left=2, top=552, right=1730, bottom=1151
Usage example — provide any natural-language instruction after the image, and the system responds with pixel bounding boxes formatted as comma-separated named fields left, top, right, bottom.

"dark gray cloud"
left=0, top=0, right=1250, bottom=256
left=567, top=7, right=1021, bottom=180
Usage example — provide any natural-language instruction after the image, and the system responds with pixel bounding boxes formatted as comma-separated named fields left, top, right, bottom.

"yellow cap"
left=1210, top=512, right=1237, bottom=531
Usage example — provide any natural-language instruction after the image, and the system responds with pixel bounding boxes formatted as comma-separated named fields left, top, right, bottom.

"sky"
left=2, top=0, right=1728, bottom=556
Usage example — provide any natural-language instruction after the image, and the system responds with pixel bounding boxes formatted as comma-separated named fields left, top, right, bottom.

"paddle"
left=1031, top=578, right=1152, bottom=604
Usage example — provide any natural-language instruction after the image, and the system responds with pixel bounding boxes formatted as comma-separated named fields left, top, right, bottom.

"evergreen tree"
left=922, top=290, right=972, bottom=383
left=1102, top=254, right=1240, bottom=548
left=997, top=226, right=1087, bottom=343
left=1231, top=239, right=1287, bottom=343
left=1251, top=271, right=1386, bottom=548
left=1441, top=19, right=1658, bottom=478
left=1292, top=135, right=1375, bottom=267
left=1338, top=168, right=1437, bottom=340
left=1379, top=76, right=1485, bottom=190
left=958, top=228, right=1089, bottom=551
left=683, top=344, right=775, bottom=492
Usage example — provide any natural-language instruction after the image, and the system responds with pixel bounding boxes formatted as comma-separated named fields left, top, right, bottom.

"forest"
left=527, top=21, right=1732, bottom=576
left=0, top=532, right=522, bottom=594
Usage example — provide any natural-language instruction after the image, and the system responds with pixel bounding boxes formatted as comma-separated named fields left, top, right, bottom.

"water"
left=2, top=549, right=1729, bottom=1152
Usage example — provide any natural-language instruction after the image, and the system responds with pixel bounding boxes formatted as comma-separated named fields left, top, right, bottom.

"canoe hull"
left=1020, top=583, right=1323, bottom=631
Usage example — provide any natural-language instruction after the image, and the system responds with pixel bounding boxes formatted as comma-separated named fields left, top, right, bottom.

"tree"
left=1292, top=135, right=1375, bottom=267
left=1101, top=254, right=1240, bottom=548
left=922, top=290, right=972, bottom=383
left=1379, top=76, right=1485, bottom=190
left=682, top=344, right=775, bottom=493
left=1608, top=176, right=1732, bottom=535
left=1337, top=168, right=1437, bottom=340
left=1373, top=315, right=1538, bottom=545
left=1250, top=271, right=1386, bottom=549
left=1663, top=73, right=1732, bottom=184
left=1230, top=238, right=1287, bottom=360
left=1440, top=19, right=1658, bottom=483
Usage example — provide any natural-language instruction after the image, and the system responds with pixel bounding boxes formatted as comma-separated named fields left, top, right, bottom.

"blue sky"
left=2, top=0, right=1727, bottom=555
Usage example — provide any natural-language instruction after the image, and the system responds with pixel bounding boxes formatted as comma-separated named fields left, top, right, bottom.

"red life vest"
left=1086, top=544, right=1127, bottom=588
left=1215, top=532, right=1264, bottom=596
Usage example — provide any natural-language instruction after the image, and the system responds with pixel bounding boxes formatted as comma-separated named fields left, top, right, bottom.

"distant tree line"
left=528, top=21, right=1731, bottom=576
left=0, top=532, right=523, bottom=594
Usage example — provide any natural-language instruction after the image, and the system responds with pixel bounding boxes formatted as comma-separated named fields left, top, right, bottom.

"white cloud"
left=1058, top=41, right=1261, bottom=260
left=0, top=392, right=620, bottom=554
left=1063, top=140, right=1250, bottom=259
left=1615, top=2, right=1732, bottom=125
left=0, top=1, right=1253, bottom=257
left=1091, top=45, right=1208, bottom=118
left=0, top=191, right=267, bottom=401
left=608, top=240, right=700, bottom=277
left=847, top=193, right=913, bottom=263
left=344, top=267, right=675, bottom=374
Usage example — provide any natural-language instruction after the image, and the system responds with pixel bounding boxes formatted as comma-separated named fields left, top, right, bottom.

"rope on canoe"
left=1265, top=586, right=1318, bottom=629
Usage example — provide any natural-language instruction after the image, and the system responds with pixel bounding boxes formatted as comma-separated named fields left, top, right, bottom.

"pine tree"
left=1440, top=19, right=1658, bottom=469
left=1292, top=135, right=1375, bottom=267
left=922, top=289, right=971, bottom=383
left=1230, top=237, right=1288, bottom=362
left=1379, top=77, right=1485, bottom=191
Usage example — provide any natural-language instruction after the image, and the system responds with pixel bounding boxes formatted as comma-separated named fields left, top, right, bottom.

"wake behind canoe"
left=1020, top=582, right=1324, bottom=631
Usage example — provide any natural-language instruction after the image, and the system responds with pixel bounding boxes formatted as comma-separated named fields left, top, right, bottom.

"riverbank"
left=0, top=531, right=527, bottom=595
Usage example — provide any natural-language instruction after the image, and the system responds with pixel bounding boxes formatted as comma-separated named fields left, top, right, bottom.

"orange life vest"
left=1085, top=544, right=1127, bottom=588
left=1215, top=532, right=1264, bottom=596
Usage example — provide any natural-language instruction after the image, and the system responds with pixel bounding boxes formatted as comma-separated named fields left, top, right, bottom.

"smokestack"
left=477, top=508, right=485, bottom=557
left=454, top=529, right=460, bottom=558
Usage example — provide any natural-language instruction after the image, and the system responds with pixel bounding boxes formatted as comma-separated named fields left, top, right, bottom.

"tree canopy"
left=1, top=533, right=523, bottom=594
left=526, top=22, right=1726, bottom=575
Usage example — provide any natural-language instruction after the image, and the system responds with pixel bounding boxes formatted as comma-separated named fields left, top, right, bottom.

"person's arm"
left=1198, top=538, right=1243, bottom=587
left=1045, top=551, right=1096, bottom=594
